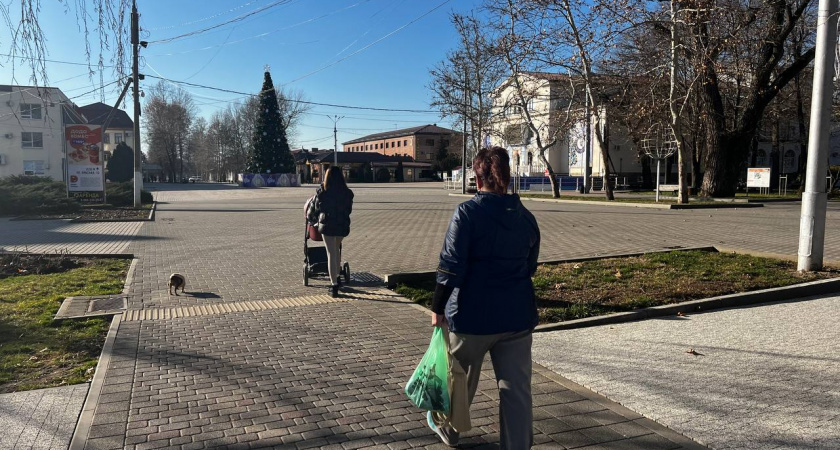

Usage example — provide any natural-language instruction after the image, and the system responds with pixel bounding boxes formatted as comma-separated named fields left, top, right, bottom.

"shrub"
left=0, top=176, right=81, bottom=216
left=106, top=182, right=153, bottom=206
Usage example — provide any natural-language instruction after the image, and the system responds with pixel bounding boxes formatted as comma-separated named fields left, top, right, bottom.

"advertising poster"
left=746, top=167, right=771, bottom=188
left=65, top=125, right=105, bottom=203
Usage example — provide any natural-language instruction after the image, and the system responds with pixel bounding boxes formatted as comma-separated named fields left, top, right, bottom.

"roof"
left=79, top=102, right=134, bottom=129
left=342, top=124, right=462, bottom=145
left=312, top=151, right=415, bottom=164
left=292, top=149, right=332, bottom=163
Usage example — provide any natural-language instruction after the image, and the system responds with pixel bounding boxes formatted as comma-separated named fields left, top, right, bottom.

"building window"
left=115, top=133, right=124, bottom=143
left=527, top=98, right=535, bottom=111
left=404, top=140, right=408, bottom=146
left=22, top=132, right=43, bottom=148
left=397, top=141, right=401, bottom=147
left=125, top=131, right=132, bottom=140
left=425, top=139, right=435, bottom=146
left=23, top=160, right=45, bottom=175
left=442, top=139, right=449, bottom=147
left=783, top=150, right=796, bottom=172
left=20, top=103, right=42, bottom=119
left=103, top=133, right=110, bottom=144
left=756, top=149, right=767, bottom=166
left=385, top=142, right=389, bottom=149
left=375, top=144, right=378, bottom=149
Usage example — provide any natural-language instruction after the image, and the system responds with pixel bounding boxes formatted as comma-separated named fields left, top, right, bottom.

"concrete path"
left=532, top=294, right=840, bottom=450
left=0, top=384, right=89, bottom=449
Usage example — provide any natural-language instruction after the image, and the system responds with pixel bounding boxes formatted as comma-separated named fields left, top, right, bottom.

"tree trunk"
left=795, top=74, right=808, bottom=194
left=702, top=131, right=753, bottom=197
left=538, top=149, right=561, bottom=198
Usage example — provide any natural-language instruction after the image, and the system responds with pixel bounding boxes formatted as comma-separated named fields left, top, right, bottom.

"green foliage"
left=395, top=161, right=405, bottom=182
left=106, top=182, right=153, bottom=206
left=0, top=258, right=128, bottom=392
left=247, top=71, right=294, bottom=174
left=106, top=142, right=134, bottom=182
left=395, top=250, right=836, bottom=325
left=0, top=176, right=80, bottom=216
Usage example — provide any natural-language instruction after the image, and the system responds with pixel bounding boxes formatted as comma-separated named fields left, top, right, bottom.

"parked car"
left=188, top=176, right=202, bottom=183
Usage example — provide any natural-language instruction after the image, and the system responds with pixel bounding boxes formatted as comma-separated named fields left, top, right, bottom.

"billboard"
left=65, top=125, right=105, bottom=203
left=746, top=167, right=771, bottom=188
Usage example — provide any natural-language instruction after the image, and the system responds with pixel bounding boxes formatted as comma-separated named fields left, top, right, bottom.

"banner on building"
left=65, top=125, right=105, bottom=203
left=746, top=167, right=771, bottom=188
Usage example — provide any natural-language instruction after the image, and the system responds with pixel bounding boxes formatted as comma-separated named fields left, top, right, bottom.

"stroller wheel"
left=303, top=265, right=309, bottom=286
left=343, top=262, right=350, bottom=284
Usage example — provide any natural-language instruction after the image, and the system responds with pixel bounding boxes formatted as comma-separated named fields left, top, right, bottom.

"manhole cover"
left=89, top=296, right=126, bottom=312
left=54, top=295, right=126, bottom=320
left=350, top=272, right=384, bottom=285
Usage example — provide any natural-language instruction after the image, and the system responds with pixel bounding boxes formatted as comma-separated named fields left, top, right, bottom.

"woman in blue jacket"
left=427, top=146, right=540, bottom=449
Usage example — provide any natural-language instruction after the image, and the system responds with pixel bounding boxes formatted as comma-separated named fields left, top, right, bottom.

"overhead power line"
left=149, top=0, right=295, bottom=44
left=144, top=74, right=437, bottom=114
left=145, top=0, right=264, bottom=32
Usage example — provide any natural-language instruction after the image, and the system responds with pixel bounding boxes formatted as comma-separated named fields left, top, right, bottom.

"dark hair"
left=323, top=166, right=348, bottom=191
left=473, top=147, right=511, bottom=194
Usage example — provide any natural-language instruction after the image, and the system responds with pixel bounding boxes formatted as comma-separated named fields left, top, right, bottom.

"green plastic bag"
left=405, top=327, right=451, bottom=413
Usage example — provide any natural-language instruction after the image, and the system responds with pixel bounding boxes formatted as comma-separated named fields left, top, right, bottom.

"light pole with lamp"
left=641, top=123, right=677, bottom=203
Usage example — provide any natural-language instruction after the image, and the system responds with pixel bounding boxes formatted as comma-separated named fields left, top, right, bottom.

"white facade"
left=490, top=73, right=644, bottom=178
left=0, top=85, right=79, bottom=180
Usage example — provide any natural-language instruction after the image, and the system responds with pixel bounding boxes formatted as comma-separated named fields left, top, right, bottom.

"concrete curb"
left=449, top=193, right=765, bottom=209
left=0, top=251, right=135, bottom=259
left=68, top=314, right=121, bottom=450
left=70, top=202, right=157, bottom=223
left=384, top=246, right=719, bottom=288
left=533, top=277, right=840, bottom=332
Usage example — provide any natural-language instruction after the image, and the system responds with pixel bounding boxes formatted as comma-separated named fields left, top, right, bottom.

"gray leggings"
left=439, top=329, right=533, bottom=449
left=322, top=235, right=343, bottom=285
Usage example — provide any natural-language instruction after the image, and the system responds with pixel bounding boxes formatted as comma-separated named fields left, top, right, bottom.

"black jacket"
left=436, top=192, right=540, bottom=334
left=306, top=186, right=354, bottom=237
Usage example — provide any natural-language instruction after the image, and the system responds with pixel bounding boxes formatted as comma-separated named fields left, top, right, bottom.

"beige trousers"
left=322, top=235, right=343, bottom=285
left=435, top=329, right=533, bottom=449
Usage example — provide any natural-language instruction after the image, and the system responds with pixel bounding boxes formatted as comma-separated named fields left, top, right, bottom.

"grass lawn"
left=395, top=250, right=838, bottom=325
left=0, top=257, right=129, bottom=393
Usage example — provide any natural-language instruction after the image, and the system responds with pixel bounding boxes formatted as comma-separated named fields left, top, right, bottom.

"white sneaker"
left=427, top=411, right=458, bottom=447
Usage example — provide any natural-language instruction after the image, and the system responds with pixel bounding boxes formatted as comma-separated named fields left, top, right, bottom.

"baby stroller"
left=303, top=219, right=350, bottom=286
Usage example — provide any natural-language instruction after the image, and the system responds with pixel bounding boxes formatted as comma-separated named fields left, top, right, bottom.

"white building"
left=489, top=72, right=642, bottom=181
left=0, top=85, right=84, bottom=180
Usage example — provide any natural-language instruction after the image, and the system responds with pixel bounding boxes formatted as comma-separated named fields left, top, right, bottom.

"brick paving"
left=80, top=291, right=702, bottom=450
left=0, top=218, right=142, bottom=255
left=7, top=183, right=839, bottom=449
left=0, top=384, right=89, bottom=449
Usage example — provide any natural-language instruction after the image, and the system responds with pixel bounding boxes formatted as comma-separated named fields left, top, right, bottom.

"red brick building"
left=342, top=124, right=463, bottom=163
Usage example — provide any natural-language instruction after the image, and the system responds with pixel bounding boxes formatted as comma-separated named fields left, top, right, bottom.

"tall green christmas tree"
left=247, top=69, right=294, bottom=174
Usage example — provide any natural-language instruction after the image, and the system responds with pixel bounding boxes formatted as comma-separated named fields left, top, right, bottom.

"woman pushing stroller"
left=305, top=167, right=354, bottom=297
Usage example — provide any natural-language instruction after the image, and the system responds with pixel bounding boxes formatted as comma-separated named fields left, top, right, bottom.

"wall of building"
left=0, top=87, right=72, bottom=180
left=101, top=127, right=134, bottom=158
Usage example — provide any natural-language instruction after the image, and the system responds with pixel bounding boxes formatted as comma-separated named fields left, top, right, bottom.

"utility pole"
left=798, top=0, right=838, bottom=271
left=326, top=115, right=343, bottom=169
left=131, top=0, right=143, bottom=207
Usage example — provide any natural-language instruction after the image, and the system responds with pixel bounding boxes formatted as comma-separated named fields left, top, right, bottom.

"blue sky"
left=0, top=0, right=484, bottom=149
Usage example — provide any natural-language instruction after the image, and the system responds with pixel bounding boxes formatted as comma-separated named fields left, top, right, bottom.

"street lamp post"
left=797, top=0, right=838, bottom=271
left=326, top=115, right=344, bottom=168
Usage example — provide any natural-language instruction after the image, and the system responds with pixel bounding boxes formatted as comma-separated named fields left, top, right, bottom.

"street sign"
left=746, top=168, right=771, bottom=188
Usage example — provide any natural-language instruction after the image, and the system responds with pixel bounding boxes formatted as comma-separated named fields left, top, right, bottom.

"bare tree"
left=144, top=82, right=194, bottom=182
left=1, top=1, right=130, bottom=87
left=430, top=13, right=506, bottom=161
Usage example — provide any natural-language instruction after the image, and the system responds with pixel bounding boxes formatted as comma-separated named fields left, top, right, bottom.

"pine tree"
left=247, top=70, right=294, bottom=174
left=106, top=142, right=134, bottom=182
